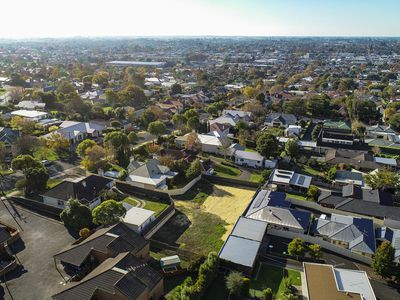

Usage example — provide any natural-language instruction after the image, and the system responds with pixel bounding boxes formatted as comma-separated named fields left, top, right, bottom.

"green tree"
left=57, top=80, right=75, bottom=94
left=183, top=108, right=198, bottom=120
left=172, top=114, right=188, bottom=128
left=11, top=155, right=42, bottom=172
left=225, top=271, right=244, bottom=296
left=117, top=84, right=147, bottom=108
left=147, top=121, right=167, bottom=141
left=186, top=116, right=200, bottom=131
left=185, top=158, right=202, bottom=179
left=287, top=238, right=306, bottom=258
left=60, top=198, right=93, bottom=231
left=308, top=244, right=322, bottom=259
left=76, top=139, right=96, bottom=157
left=171, top=83, right=182, bottom=95
left=307, top=185, right=320, bottom=201
left=387, top=113, right=400, bottom=131
left=325, top=166, right=337, bottom=183
left=262, top=288, right=273, bottom=300
left=285, top=139, right=299, bottom=160
left=306, top=95, right=330, bottom=117
left=92, top=71, right=109, bottom=87
left=104, top=131, right=130, bottom=167
left=104, top=89, right=119, bottom=106
left=92, top=200, right=126, bottom=225
left=127, top=131, right=138, bottom=144
left=372, top=241, right=395, bottom=278
left=365, top=169, right=400, bottom=192
left=311, top=124, right=322, bottom=141
left=25, top=166, right=49, bottom=194
left=256, top=133, right=278, bottom=158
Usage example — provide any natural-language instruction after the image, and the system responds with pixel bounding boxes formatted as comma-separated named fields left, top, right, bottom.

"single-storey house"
left=233, top=150, right=265, bottom=168
left=10, top=109, right=48, bottom=121
left=44, top=121, right=106, bottom=144
left=122, top=206, right=155, bottom=234
left=42, top=175, right=113, bottom=209
left=264, top=113, right=297, bottom=128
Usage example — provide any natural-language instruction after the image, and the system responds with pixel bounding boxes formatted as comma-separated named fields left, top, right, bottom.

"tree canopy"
left=256, top=133, right=278, bottom=158
left=60, top=198, right=93, bottom=231
left=92, top=200, right=126, bottom=225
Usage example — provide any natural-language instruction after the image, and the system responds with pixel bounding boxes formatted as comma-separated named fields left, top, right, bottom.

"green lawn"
left=249, top=264, right=302, bottom=299
left=34, top=147, right=59, bottom=161
left=173, top=180, right=213, bottom=204
left=214, top=163, right=241, bottom=179
left=285, top=192, right=307, bottom=201
left=262, top=127, right=284, bottom=137
left=123, top=197, right=168, bottom=217
left=245, top=148, right=257, bottom=152
left=177, top=207, right=227, bottom=256
left=250, top=172, right=263, bottom=183
left=47, top=178, right=63, bottom=189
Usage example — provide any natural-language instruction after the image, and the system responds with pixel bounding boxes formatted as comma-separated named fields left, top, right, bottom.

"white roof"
left=271, top=169, right=294, bottom=184
left=234, top=150, right=264, bottom=161
left=334, top=268, right=376, bottom=300
left=123, top=207, right=154, bottom=227
left=219, top=235, right=260, bottom=268
left=126, top=174, right=166, bottom=186
left=198, top=134, right=223, bottom=146
left=11, top=109, right=48, bottom=119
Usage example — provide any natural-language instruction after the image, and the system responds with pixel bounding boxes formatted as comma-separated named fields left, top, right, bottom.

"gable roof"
left=0, top=127, right=19, bottom=144
left=42, top=175, right=112, bottom=204
left=52, top=252, right=162, bottom=300
left=265, top=113, right=297, bottom=125
left=54, top=223, right=148, bottom=268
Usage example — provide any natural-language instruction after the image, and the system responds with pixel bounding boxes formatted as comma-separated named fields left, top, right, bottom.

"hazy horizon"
left=2, top=0, right=400, bottom=38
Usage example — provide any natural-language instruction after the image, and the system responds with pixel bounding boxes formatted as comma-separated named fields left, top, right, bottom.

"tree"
left=11, top=155, right=42, bottom=172
left=256, top=133, right=278, bottom=158
left=76, top=139, right=96, bottom=157
left=171, top=83, right=182, bottom=95
left=225, top=271, right=248, bottom=297
left=183, top=108, right=198, bottom=120
left=48, top=125, right=59, bottom=133
left=372, top=241, right=395, bottom=278
left=262, top=288, right=273, bottom=300
left=186, top=116, right=200, bottom=131
left=60, top=198, right=93, bottom=231
left=219, top=136, right=232, bottom=160
left=242, top=86, right=258, bottom=99
left=81, top=145, right=109, bottom=171
left=307, top=185, right=320, bottom=201
left=92, top=71, right=109, bottom=87
left=10, top=116, right=36, bottom=134
left=306, top=95, right=330, bottom=117
left=185, top=132, right=201, bottom=152
left=311, top=124, right=322, bottom=141
left=365, top=169, right=400, bottom=192
left=127, top=131, right=138, bottom=144
left=387, top=113, right=400, bottom=131
left=325, top=166, right=337, bottom=183
left=79, top=227, right=91, bottom=238
left=104, top=131, right=130, bottom=167
left=46, top=133, right=70, bottom=154
left=236, top=120, right=248, bottom=131
left=147, top=121, right=166, bottom=141
left=92, top=200, right=126, bottom=225
left=172, top=114, right=188, bottom=129
left=25, top=166, right=49, bottom=194
left=186, top=158, right=202, bottom=179
left=117, top=84, right=147, bottom=108
left=287, top=238, right=306, bottom=257
left=57, top=80, right=75, bottom=94
left=285, top=139, right=299, bottom=160
left=308, top=244, right=322, bottom=259
left=104, top=89, right=119, bottom=106
left=351, top=120, right=366, bottom=137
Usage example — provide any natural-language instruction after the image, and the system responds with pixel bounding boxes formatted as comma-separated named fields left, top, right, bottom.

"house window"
left=57, top=200, right=64, bottom=206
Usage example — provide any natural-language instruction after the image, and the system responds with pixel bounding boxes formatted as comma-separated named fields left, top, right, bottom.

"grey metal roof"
left=218, top=235, right=260, bottom=268
left=231, top=217, right=267, bottom=242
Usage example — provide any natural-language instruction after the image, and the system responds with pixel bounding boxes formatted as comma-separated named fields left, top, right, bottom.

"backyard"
left=203, top=263, right=302, bottom=300
left=123, top=196, right=169, bottom=217
left=153, top=183, right=256, bottom=256
left=213, top=163, right=241, bottom=178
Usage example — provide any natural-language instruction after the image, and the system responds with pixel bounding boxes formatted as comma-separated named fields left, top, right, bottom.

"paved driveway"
left=0, top=201, right=76, bottom=300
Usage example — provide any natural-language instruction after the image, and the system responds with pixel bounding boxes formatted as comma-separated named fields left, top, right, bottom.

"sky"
left=2, top=0, right=400, bottom=38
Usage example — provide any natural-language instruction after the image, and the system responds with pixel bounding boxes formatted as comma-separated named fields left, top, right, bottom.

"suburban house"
left=264, top=113, right=297, bottom=128
left=284, top=125, right=301, bottom=137
left=176, top=133, right=236, bottom=156
left=233, top=150, right=265, bottom=168
left=303, top=263, right=376, bottom=300
left=15, top=100, right=46, bottom=110
left=324, top=149, right=398, bottom=171
left=10, top=109, right=48, bottom=121
left=156, top=99, right=184, bottom=114
left=312, top=213, right=376, bottom=257
left=317, top=127, right=368, bottom=149
left=245, top=190, right=311, bottom=233
left=53, top=252, right=164, bottom=300
left=334, top=170, right=365, bottom=186
left=42, top=175, right=113, bottom=209
left=0, top=127, right=20, bottom=155
left=365, top=124, right=399, bottom=143
left=208, top=115, right=239, bottom=133
left=126, top=159, right=177, bottom=190
left=209, top=122, right=231, bottom=136
left=45, top=121, right=106, bottom=144
left=53, top=222, right=150, bottom=272
left=221, top=110, right=252, bottom=122
left=270, top=169, right=312, bottom=191
left=219, top=216, right=268, bottom=274
left=376, top=226, right=400, bottom=262
left=122, top=205, right=155, bottom=234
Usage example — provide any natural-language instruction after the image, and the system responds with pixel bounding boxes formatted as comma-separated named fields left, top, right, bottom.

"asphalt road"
left=0, top=201, right=76, bottom=300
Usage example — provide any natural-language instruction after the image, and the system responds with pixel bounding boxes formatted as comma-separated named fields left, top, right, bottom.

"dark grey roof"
left=42, top=175, right=112, bottom=203
left=53, top=252, right=162, bottom=300
left=0, top=127, right=19, bottom=144
left=265, top=113, right=297, bottom=125
left=54, top=223, right=148, bottom=268
left=337, top=200, right=400, bottom=221
left=0, top=225, right=11, bottom=244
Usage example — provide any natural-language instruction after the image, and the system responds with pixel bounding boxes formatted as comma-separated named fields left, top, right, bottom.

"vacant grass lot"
left=155, top=184, right=255, bottom=256
left=249, top=264, right=302, bottom=299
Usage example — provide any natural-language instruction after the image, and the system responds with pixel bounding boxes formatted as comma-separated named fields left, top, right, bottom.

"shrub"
left=306, top=185, right=320, bottom=201
left=79, top=227, right=91, bottom=238
left=262, top=288, right=273, bottom=300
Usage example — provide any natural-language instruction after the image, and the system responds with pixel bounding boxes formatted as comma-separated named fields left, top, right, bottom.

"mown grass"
left=214, top=163, right=241, bottom=178
left=34, top=147, right=59, bottom=161
left=47, top=178, right=63, bottom=189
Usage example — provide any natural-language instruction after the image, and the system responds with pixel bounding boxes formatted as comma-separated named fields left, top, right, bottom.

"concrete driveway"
left=0, top=201, right=76, bottom=300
